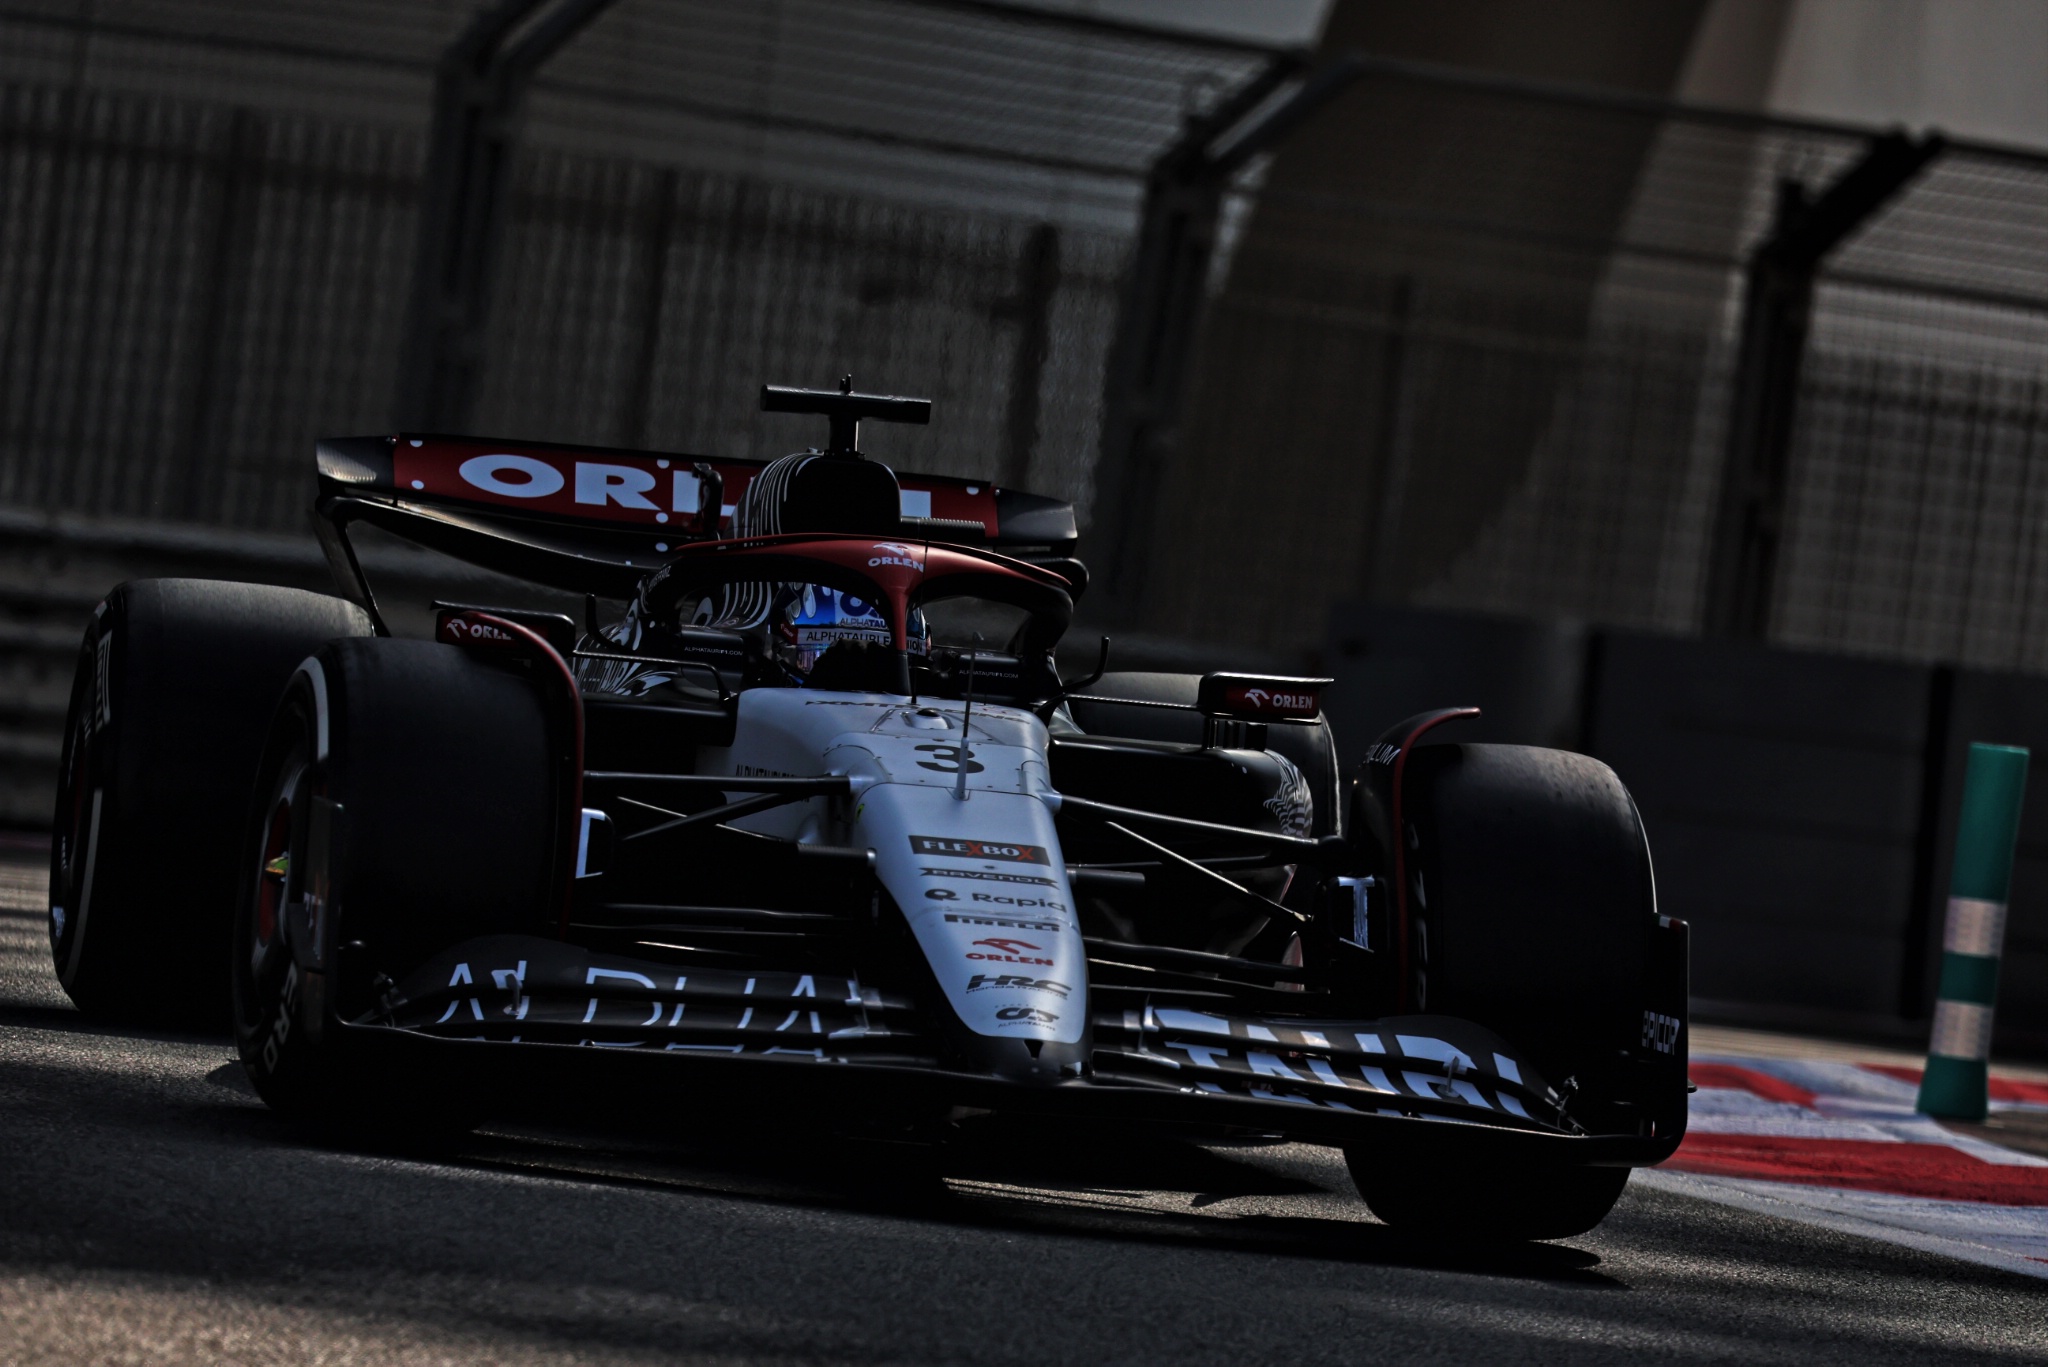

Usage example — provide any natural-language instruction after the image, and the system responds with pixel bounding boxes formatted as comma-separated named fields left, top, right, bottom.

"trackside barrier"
left=1918, top=743, right=2030, bottom=1120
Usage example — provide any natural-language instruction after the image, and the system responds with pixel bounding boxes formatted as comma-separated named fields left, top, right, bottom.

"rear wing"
left=313, top=432, right=1080, bottom=606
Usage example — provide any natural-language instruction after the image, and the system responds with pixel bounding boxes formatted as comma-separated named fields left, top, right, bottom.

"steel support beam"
left=994, top=221, right=1062, bottom=491
left=1088, top=54, right=1361, bottom=618
left=1702, top=130, right=1944, bottom=638
left=393, top=0, right=620, bottom=433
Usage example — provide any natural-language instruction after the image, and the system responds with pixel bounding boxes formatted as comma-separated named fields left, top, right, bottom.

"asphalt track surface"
left=2, top=872, right=2045, bottom=1364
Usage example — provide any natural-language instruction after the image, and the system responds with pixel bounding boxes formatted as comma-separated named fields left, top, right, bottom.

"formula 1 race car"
left=49, top=380, right=1687, bottom=1241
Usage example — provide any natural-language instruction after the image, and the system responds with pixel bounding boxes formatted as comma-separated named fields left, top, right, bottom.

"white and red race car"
left=49, top=381, right=1688, bottom=1241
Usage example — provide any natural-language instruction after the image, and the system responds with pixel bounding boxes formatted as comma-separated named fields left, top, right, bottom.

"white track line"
left=1636, top=1169, right=2048, bottom=1280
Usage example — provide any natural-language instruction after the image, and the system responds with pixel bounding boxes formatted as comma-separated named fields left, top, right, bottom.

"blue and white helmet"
left=772, top=583, right=928, bottom=681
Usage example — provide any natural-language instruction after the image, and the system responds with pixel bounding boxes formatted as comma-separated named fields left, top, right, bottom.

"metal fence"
left=477, top=155, right=1127, bottom=502
left=1123, top=65, right=2048, bottom=674
left=0, top=0, right=1275, bottom=548
left=11, top=10, right=2048, bottom=686
left=0, top=78, right=1129, bottom=533
left=0, top=85, right=420, bottom=531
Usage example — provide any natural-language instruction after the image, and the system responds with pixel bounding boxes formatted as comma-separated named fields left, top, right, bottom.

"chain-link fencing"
left=8, top=4, right=2048, bottom=679
left=0, top=0, right=1267, bottom=540
left=1132, top=63, right=2048, bottom=673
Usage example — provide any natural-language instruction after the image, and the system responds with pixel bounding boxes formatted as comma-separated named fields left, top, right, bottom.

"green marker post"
left=1918, top=742, right=2030, bottom=1121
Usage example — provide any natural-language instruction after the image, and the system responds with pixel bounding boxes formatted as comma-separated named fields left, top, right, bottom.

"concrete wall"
left=1323, top=604, right=1587, bottom=757
left=1587, top=634, right=1937, bottom=1020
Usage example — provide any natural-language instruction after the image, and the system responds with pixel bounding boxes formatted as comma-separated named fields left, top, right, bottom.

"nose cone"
left=850, top=776, right=1089, bottom=1067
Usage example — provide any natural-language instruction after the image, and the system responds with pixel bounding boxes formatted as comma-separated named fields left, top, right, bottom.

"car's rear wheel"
left=1346, top=1153, right=1630, bottom=1241
left=50, top=579, right=373, bottom=1026
left=233, top=637, right=556, bottom=1139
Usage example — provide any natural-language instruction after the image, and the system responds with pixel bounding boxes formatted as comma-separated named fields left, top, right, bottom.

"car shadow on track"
left=2, top=894, right=1610, bottom=1287
left=430, top=1105, right=1622, bottom=1288
left=0, top=998, right=231, bottom=1047
left=190, top=1060, right=1618, bottom=1284
left=8, top=1000, right=1618, bottom=1292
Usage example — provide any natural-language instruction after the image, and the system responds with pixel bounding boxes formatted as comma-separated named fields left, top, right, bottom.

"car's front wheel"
left=1346, top=1152, right=1630, bottom=1241
left=232, top=638, right=556, bottom=1139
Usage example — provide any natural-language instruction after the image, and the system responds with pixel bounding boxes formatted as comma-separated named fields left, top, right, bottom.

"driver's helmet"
left=771, top=583, right=927, bottom=680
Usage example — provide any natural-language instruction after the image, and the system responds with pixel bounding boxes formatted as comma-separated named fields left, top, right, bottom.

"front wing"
left=346, top=934, right=1682, bottom=1167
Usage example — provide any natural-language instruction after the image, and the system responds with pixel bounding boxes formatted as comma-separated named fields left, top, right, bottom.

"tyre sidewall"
left=233, top=674, right=327, bottom=1113
left=48, top=615, right=111, bottom=1006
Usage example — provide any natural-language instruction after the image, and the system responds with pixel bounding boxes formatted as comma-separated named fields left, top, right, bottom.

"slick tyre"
left=1347, top=1153, right=1630, bottom=1242
left=50, top=579, right=372, bottom=1026
left=233, top=638, right=554, bottom=1140
left=1398, top=744, right=1654, bottom=1071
